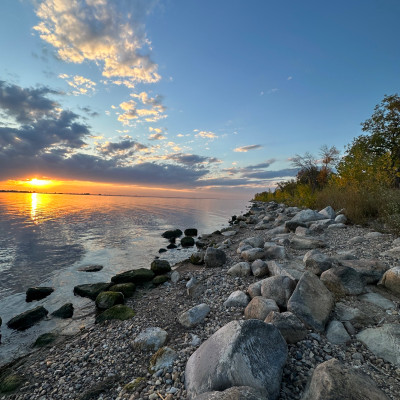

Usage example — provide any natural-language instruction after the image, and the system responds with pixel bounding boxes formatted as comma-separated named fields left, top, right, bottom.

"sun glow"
left=29, top=178, right=52, bottom=186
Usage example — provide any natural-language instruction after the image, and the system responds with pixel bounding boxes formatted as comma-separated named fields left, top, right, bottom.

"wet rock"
left=244, top=296, right=279, bottom=320
left=251, top=259, right=269, bottom=278
left=95, top=304, right=135, bottom=324
left=204, top=247, right=226, bottom=268
left=73, top=282, right=112, bottom=300
left=227, top=262, right=251, bottom=277
left=265, top=311, right=307, bottom=344
left=181, top=236, right=196, bottom=247
left=108, top=282, right=136, bottom=298
left=179, top=304, right=210, bottom=328
left=149, top=346, right=178, bottom=372
left=33, top=332, right=57, bottom=347
left=378, top=266, right=400, bottom=295
left=320, top=266, right=365, bottom=297
left=159, top=248, right=167, bottom=253
left=261, top=275, right=296, bottom=309
left=133, top=327, right=168, bottom=351
left=151, top=259, right=172, bottom=275
left=77, top=264, right=103, bottom=272
left=7, top=306, right=48, bottom=330
left=111, top=268, right=155, bottom=284
left=326, top=320, right=351, bottom=344
left=162, top=229, right=183, bottom=239
left=287, top=271, right=334, bottom=332
left=302, top=358, right=389, bottom=400
left=95, top=291, right=124, bottom=310
left=153, top=275, right=169, bottom=285
left=185, top=228, right=198, bottom=236
left=51, top=302, right=74, bottom=318
left=26, top=286, right=54, bottom=302
left=185, top=319, right=287, bottom=400
left=224, top=291, right=250, bottom=308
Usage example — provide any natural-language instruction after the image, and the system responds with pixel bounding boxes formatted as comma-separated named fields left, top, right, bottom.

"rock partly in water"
left=7, top=306, right=48, bottom=331
left=265, top=311, right=307, bottom=344
left=26, top=286, right=54, bottom=302
left=78, top=265, right=103, bottom=272
left=244, top=296, right=279, bottom=320
left=95, top=305, right=135, bottom=324
left=162, top=229, right=183, bottom=239
left=204, top=248, right=226, bottom=268
left=178, top=304, right=210, bottom=328
left=185, top=319, right=288, bottom=400
left=181, top=236, right=196, bottom=247
left=150, top=259, right=171, bottom=275
left=95, top=291, right=124, bottom=310
left=51, top=303, right=74, bottom=319
left=73, top=282, right=112, bottom=300
left=302, top=358, right=389, bottom=400
left=111, top=269, right=155, bottom=285
left=132, top=327, right=168, bottom=351
left=184, top=228, right=198, bottom=236
left=108, top=283, right=136, bottom=298
left=33, top=332, right=58, bottom=347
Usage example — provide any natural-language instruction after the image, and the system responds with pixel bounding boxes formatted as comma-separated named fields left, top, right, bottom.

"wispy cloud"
left=233, top=144, right=263, bottom=153
left=165, top=153, right=220, bottom=167
left=195, top=130, right=218, bottom=139
left=59, top=74, right=96, bottom=96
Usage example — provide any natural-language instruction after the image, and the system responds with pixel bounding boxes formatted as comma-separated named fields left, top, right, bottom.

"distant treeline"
left=254, top=94, right=400, bottom=233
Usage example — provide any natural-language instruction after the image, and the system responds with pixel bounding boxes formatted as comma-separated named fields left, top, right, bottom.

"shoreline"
left=1, top=201, right=399, bottom=399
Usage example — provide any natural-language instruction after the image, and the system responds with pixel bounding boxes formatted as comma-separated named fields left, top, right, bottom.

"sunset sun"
left=29, top=178, right=52, bottom=187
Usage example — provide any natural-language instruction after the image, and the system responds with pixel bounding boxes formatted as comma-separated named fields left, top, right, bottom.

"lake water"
left=0, top=192, right=249, bottom=365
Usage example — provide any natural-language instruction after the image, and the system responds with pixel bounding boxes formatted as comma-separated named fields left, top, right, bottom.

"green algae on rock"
left=95, top=304, right=135, bottom=324
left=95, top=291, right=124, bottom=310
left=109, top=282, right=136, bottom=298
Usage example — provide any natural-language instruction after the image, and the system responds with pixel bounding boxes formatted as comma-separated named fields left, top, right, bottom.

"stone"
left=357, top=324, right=400, bottom=366
left=366, top=231, right=384, bottom=239
left=244, top=297, right=279, bottom=320
left=149, top=347, right=178, bottom=372
left=26, top=286, right=54, bottom=302
left=133, top=327, right=168, bottom=351
left=95, top=291, right=124, bottom=310
left=349, top=236, right=363, bottom=244
left=302, top=358, right=389, bottom=400
left=204, top=247, right=226, bottom=268
left=227, top=262, right=251, bottom=277
left=264, top=244, right=286, bottom=259
left=159, top=248, right=167, bottom=253
left=51, top=303, right=74, bottom=318
left=290, top=209, right=326, bottom=223
left=193, top=386, right=267, bottom=400
left=287, top=272, right=334, bottom=332
left=295, top=226, right=311, bottom=236
left=190, top=252, right=205, bottom=265
left=162, top=229, right=183, bottom=239
left=251, top=259, right=269, bottom=278
left=178, top=304, right=210, bottom=328
left=95, top=305, right=135, bottom=324
left=221, top=230, right=236, bottom=237
left=285, top=220, right=307, bottom=232
left=78, top=264, right=103, bottom=272
left=170, top=271, right=180, bottom=283
left=185, top=319, right=287, bottom=400
left=290, top=236, right=327, bottom=250
left=378, top=266, right=400, bottom=295
left=167, top=243, right=177, bottom=249
left=111, top=268, right=155, bottom=284
left=359, top=292, right=395, bottom=310
left=320, top=266, right=365, bottom=297
left=33, top=332, right=57, bottom=347
left=241, top=248, right=265, bottom=262
left=0, top=373, right=24, bottom=394
left=319, top=206, right=336, bottom=219
left=326, top=320, right=351, bottom=344
left=239, top=236, right=264, bottom=248
left=261, top=275, right=296, bottom=309
left=267, top=260, right=297, bottom=279
left=247, top=281, right=262, bottom=298
left=73, top=282, right=112, bottom=300
left=265, top=311, right=307, bottom=344
left=187, top=282, right=206, bottom=298
left=151, top=259, right=172, bottom=275
left=224, top=291, right=250, bottom=308
left=181, top=236, right=196, bottom=247
left=185, top=228, right=198, bottom=236
left=327, top=223, right=347, bottom=230
left=334, top=302, right=373, bottom=327
left=339, top=259, right=388, bottom=284
left=7, top=306, right=48, bottom=330
left=382, top=246, right=400, bottom=258
left=335, top=214, right=347, bottom=224
left=108, top=283, right=136, bottom=298
left=304, top=251, right=334, bottom=276
left=153, top=275, right=169, bottom=285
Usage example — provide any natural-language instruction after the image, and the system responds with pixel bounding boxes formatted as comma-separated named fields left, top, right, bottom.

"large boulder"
left=26, top=287, right=54, bottom=302
left=204, top=248, right=226, bottom=268
left=95, top=291, right=124, bottom=310
left=108, top=283, right=136, bottom=298
left=185, top=320, right=287, bottom=400
left=320, top=266, right=365, bottom=297
left=181, top=236, right=196, bottom=247
left=302, top=358, right=389, bottom=400
left=244, top=297, right=279, bottom=320
left=7, top=306, right=48, bottom=330
left=133, top=327, right=168, bottom=351
left=73, top=282, right=112, bottom=300
left=357, top=324, right=400, bottom=366
left=178, top=304, right=210, bottom=328
left=162, top=229, right=183, bottom=239
left=378, top=266, right=400, bottom=295
left=251, top=259, right=269, bottom=278
left=51, top=303, right=74, bottom=319
left=150, top=259, right=171, bottom=275
left=224, top=291, right=250, bottom=308
left=265, top=311, right=307, bottom=344
left=227, top=262, right=251, bottom=277
left=185, top=228, right=198, bottom=236
left=287, top=272, right=334, bottom=332
left=304, top=251, right=334, bottom=276
left=111, top=268, right=155, bottom=284
left=290, top=209, right=326, bottom=224
left=339, top=259, right=388, bottom=284
left=261, top=275, right=296, bottom=309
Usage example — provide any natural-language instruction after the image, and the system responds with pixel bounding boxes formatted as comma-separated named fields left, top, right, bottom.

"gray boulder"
left=290, top=236, right=327, bottom=250
left=241, top=248, right=265, bottom=262
left=287, top=272, right=334, bottom=332
left=302, top=358, right=389, bottom=400
left=224, top=291, right=249, bottom=308
left=334, top=302, right=374, bottom=328
left=326, top=320, right=351, bottom=344
left=204, top=248, right=226, bottom=268
left=179, top=304, right=210, bottom=327
left=251, top=259, right=269, bottom=278
left=320, top=266, right=365, bottom=297
left=265, top=311, right=307, bottom=344
left=357, top=324, right=400, bottom=366
left=133, top=327, right=168, bottom=351
left=264, top=244, right=286, bottom=259
left=319, top=206, right=336, bottom=219
left=339, top=259, right=388, bottom=284
left=239, top=236, right=264, bottom=248
left=244, top=297, right=279, bottom=320
left=227, top=262, right=251, bottom=277
left=290, top=209, right=326, bottom=223
left=378, top=266, right=400, bottom=295
left=185, top=319, right=287, bottom=400
left=149, top=346, right=178, bottom=373
left=304, top=251, right=334, bottom=276
left=261, top=275, right=296, bottom=309
left=334, top=214, right=347, bottom=223
left=7, top=306, right=48, bottom=330
left=267, top=260, right=297, bottom=280
left=247, top=281, right=263, bottom=298
left=193, top=386, right=266, bottom=400
left=359, top=292, right=395, bottom=310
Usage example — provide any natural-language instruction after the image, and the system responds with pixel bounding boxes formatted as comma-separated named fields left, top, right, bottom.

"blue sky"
left=0, top=0, right=399, bottom=198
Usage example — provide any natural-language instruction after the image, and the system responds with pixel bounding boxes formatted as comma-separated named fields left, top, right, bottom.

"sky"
left=0, top=0, right=399, bottom=198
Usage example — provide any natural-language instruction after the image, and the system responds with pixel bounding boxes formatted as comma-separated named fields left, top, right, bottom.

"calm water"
left=0, top=192, right=249, bottom=364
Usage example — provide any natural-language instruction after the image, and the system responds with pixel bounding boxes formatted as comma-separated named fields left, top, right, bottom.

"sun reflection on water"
left=31, top=192, right=38, bottom=223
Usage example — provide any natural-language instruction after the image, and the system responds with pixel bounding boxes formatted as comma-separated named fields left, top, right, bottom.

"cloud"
left=149, top=133, right=166, bottom=140
left=166, top=153, right=221, bottom=167
left=59, top=74, right=96, bottom=95
left=287, top=76, right=293, bottom=80
left=97, top=139, right=148, bottom=155
left=196, top=131, right=218, bottom=139
left=245, top=159, right=276, bottom=169
left=241, top=168, right=298, bottom=179
left=233, top=144, right=263, bottom=153
left=34, top=0, right=160, bottom=88
left=268, top=88, right=279, bottom=94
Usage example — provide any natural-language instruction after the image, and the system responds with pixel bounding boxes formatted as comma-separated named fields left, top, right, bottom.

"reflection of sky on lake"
left=0, top=192, right=249, bottom=365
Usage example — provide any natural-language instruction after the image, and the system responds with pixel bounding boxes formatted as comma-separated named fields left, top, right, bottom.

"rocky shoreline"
left=1, top=201, right=400, bottom=399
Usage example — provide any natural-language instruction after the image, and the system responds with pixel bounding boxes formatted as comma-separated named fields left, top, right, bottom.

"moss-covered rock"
left=95, top=291, right=124, bottom=310
left=51, top=303, right=74, bottom=319
left=26, top=286, right=54, bottom=302
left=0, top=373, right=24, bottom=394
left=152, top=275, right=169, bottom=285
left=190, top=251, right=205, bottom=265
left=150, top=259, right=171, bottom=275
left=73, top=282, right=112, bottom=300
left=123, top=377, right=146, bottom=393
left=162, top=229, right=183, bottom=239
left=34, top=332, right=57, bottom=347
left=184, top=228, right=198, bottom=237
left=181, top=236, right=195, bottom=247
left=111, top=268, right=154, bottom=284
left=95, top=305, right=135, bottom=324
left=109, top=283, right=136, bottom=298
left=7, top=306, right=48, bottom=331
